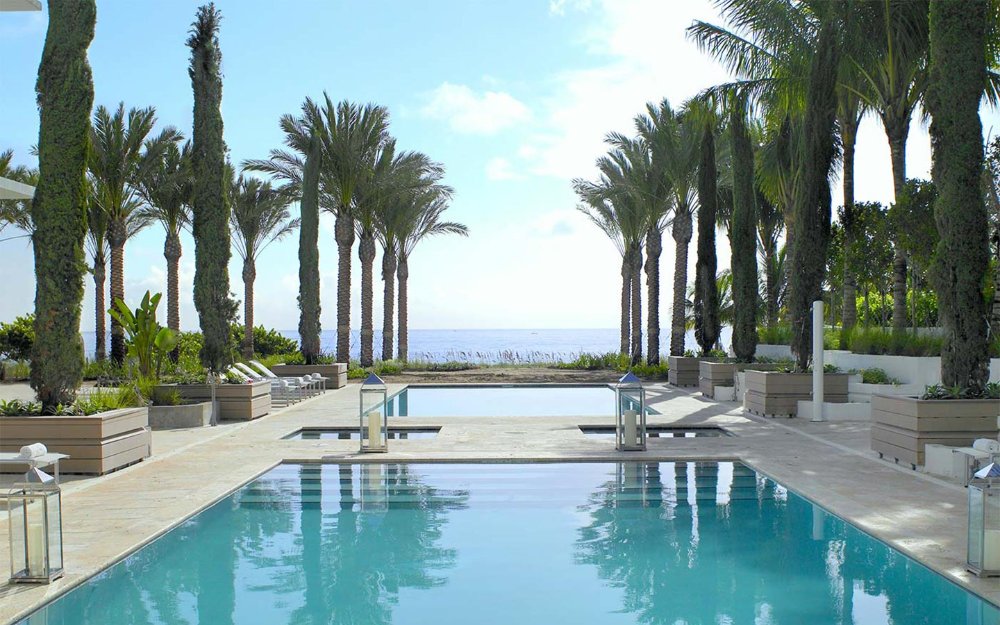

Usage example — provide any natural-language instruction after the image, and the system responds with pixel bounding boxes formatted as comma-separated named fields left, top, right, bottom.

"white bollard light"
left=811, top=300, right=825, bottom=422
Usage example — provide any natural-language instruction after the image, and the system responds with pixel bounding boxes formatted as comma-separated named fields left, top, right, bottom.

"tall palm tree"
left=374, top=153, right=449, bottom=362
left=229, top=174, right=299, bottom=358
left=84, top=180, right=108, bottom=361
left=138, top=141, right=192, bottom=359
left=318, top=96, right=391, bottom=365
left=89, top=103, right=181, bottom=364
left=395, top=192, right=467, bottom=362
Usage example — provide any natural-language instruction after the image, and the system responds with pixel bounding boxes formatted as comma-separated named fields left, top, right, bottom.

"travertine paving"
left=0, top=382, right=996, bottom=623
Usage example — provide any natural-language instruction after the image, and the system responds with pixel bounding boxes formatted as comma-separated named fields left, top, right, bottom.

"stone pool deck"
left=0, top=381, right=997, bottom=623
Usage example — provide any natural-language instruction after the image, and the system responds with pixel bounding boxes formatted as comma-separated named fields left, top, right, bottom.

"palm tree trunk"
left=645, top=227, right=662, bottom=364
left=381, top=248, right=396, bottom=362
left=670, top=212, right=693, bottom=357
left=358, top=231, right=376, bottom=367
left=397, top=255, right=409, bottom=362
left=109, top=226, right=126, bottom=365
left=165, top=232, right=182, bottom=362
left=334, top=211, right=354, bottom=364
left=840, top=116, right=859, bottom=335
left=887, top=123, right=909, bottom=331
left=242, top=259, right=255, bottom=359
left=630, top=244, right=643, bottom=366
left=93, top=255, right=106, bottom=362
left=620, top=256, right=630, bottom=356
left=765, top=246, right=778, bottom=326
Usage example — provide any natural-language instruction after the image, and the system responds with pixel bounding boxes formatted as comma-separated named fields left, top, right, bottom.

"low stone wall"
left=148, top=402, right=212, bottom=429
left=0, top=407, right=151, bottom=474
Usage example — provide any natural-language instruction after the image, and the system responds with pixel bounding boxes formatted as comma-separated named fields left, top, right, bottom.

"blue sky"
left=1, top=1, right=996, bottom=331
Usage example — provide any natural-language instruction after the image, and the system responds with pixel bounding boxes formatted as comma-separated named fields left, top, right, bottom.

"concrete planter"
left=700, top=361, right=782, bottom=398
left=148, top=402, right=212, bottom=429
left=271, top=363, right=347, bottom=389
left=871, top=394, right=1000, bottom=469
left=744, top=370, right=850, bottom=417
left=669, top=356, right=717, bottom=387
left=755, top=344, right=793, bottom=360
left=156, top=381, right=271, bottom=421
left=848, top=381, right=924, bottom=403
left=0, top=407, right=151, bottom=475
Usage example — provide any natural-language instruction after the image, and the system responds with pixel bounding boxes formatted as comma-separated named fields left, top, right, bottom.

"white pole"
left=812, top=300, right=825, bottom=422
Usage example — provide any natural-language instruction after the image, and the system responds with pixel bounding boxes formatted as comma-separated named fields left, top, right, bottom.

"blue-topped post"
left=615, top=372, right=646, bottom=451
left=359, top=373, right=388, bottom=453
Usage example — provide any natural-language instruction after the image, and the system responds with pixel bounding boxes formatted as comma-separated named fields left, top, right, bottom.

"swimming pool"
left=384, top=384, right=656, bottom=417
left=18, top=462, right=999, bottom=624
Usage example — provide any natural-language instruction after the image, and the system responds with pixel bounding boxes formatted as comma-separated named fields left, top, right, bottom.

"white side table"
left=0, top=453, right=69, bottom=484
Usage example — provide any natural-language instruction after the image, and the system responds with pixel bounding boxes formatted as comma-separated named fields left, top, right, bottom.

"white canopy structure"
left=0, top=0, right=42, bottom=11
left=0, top=176, right=35, bottom=200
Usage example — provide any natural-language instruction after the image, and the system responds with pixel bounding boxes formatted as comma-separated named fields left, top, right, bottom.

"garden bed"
left=743, top=370, right=850, bottom=417
left=0, top=407, right=151, bottom=474
left=155, top=381, right=271, bottom=421
left=271, top=363, right=347, bottom=388
left=870, top=394, right=1000, bottom=469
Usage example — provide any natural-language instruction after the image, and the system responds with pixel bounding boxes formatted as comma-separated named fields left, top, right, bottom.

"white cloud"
left=421, top=83, right=530, bottom=135
left=484, top=157, right=523, bottom=181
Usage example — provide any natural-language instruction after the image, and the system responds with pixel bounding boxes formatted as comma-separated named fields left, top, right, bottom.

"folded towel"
left=18, top=443, right=47, bottom=459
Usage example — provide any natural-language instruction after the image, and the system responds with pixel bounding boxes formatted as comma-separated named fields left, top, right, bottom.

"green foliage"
left=29, top=0, right=95, bottom=410
left=0, top=385, right=140, bottom=416
left=629, top=362, right=670, bottom=379
left=889, top=179, right=939, bottom=275
left=81, top=359, right=125, bottom=381
left=109, top=291, right=178, bottom=380
left=555, top=352, right=632, bottom=371
left=229, top=324, right=298, bottom=357
left=858, top=368, right=900, bottom=385
left=298, top=130, right=322, bottom=363
left=729, top=102, right=758, bottom=362
left=922, top=383, right=1000, bottom=401
left=1, top=360, right=31, bottom=381
left=843, top=327, right=944, bottom=357
left=0, top=314, right=35, bottom=361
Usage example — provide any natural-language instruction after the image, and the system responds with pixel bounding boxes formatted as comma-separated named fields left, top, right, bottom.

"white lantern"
left=968, top=463, right=1000, bottom=576
left=615, top=372, right=646, bottom=451
left=359, top=373, right=388, bottom=453
left=8, top=468, right=63, bottom=584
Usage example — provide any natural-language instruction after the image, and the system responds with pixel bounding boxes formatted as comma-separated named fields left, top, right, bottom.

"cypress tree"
left=187, top=3, right=233, bottom=372
left=729, top=99, right=758, bottom=362
left=298, top=130, right=322, bottom=364
left=695, top=122, right=720, bottom=355
left=788, top=19, right=840, bottom=371
left=926, top=0, right=990, bottom=389
left=30, top=0, right=96, bottom=411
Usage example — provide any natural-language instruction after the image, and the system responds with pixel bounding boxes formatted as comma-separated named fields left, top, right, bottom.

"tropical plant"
left=925, top=0, right=991, bottom=390
left=229, top=174, right=298, bottom=358
left=0, top=314, right=35, bottom=362
left=30, top=0, right=95, bottom=411
left=188, top=2, right=234, bottom=373
left=109, top=291, right=178, bottom=380
left=395, top=189, right=467, bottom=362
left=138, top=140, right=193, bottom=358
left=89, top=103, right=181, bottom=365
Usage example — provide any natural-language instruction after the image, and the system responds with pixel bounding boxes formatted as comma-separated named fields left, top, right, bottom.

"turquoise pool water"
left=19, top=462, right=999, bottom=625
left=385, top=385, right=655, bottom=417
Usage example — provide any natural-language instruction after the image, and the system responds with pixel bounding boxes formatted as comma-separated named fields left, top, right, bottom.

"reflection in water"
left=576, top=461, right=999, bottom=625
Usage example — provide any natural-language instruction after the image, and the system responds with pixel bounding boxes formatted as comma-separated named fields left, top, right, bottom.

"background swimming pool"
left=384, top=385, right=655, bottom=417
left=18, top=462, right=999, bottom=625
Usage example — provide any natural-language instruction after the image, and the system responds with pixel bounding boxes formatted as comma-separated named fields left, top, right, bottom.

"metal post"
left=812, top=300, right=825, bottom=422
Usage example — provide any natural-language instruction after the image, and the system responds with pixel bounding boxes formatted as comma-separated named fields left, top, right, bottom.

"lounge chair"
left=249, top=360, right=330, bottom=392
left=227, top=365, right=305, bottom=405
left=234, top=362, right=320, bottom=399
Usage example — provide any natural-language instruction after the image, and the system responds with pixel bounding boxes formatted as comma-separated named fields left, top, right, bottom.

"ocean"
left=80, top=327, right=733, bottom=363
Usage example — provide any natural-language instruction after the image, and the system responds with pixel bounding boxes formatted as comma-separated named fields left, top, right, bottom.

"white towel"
left=18, top=443, right=47, bottom=459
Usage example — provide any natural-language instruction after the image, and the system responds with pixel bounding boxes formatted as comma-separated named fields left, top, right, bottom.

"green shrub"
left=82, top=359, right=125, bottom=381
left=0, top=313, right=35, bottom=361
left=0, top=386, right=142, bottom=416
left=844, top=327, right=943, bottom=357
left=0, top=360, right=30, bottom=381
left=922, top=383, right=1000, bottom=400
left=630, top=362, right=670, bottom=379
left=757, top=325, right=792, bottom=345
left=230, top=325, right=298, bottom=357
left=555, top=352, right=630, bottom=371
left=859, top=368, right=900, bottom=385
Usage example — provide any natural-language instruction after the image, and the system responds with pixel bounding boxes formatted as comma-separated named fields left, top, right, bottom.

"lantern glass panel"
left=985, top=485, right=1000, bottom=572
left=46, top=491, right=62, bottom=573
left=359, top=384, right=388, bottom=452
left=9, top=496, right=26, bottom=580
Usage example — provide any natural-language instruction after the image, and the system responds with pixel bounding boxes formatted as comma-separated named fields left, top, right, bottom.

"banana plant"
left=109, top=291, right=178, bottom=380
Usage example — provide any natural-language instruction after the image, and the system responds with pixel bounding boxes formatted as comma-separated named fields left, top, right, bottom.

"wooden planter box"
left=156, top=381, right=271, bottom=421
left=148, top=402, right=212, bottom=429
left=668, top=356, right=716, bottom=387
left=744, top=370, right=850, bottom=417
left=699, top=361, right=781, bottom=397
left=0, top=407, right=151, bottom=475
left=871, top=394, right=1000, bottom=468
left=271, top=363, right=347, bottom=389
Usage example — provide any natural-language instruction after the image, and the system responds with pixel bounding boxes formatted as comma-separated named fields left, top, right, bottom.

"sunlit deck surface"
left=0, top=381, right=994, bottom=623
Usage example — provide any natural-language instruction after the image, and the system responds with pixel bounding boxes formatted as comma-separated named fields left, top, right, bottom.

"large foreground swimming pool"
left=384, top=385, right=656, bottom=417
left=19, top=462, right=999, bottom=624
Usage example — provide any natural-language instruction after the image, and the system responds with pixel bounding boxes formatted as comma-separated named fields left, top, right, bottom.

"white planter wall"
left=755, top=344, right=793, bottom=360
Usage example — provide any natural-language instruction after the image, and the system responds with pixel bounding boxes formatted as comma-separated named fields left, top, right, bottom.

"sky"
left=1, top=0, right=998, bottom=332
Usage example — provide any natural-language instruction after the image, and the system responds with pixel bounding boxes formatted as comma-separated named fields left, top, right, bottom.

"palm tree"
left=395, top=191, right=467, bottom=362
left=84, top=180, right=108, bottom=361
left=229, top=174, right=299, bottom=358
left=318, top=96, right=391, bottom=365
left=89, top=103, right=181, bottom=364
left=373, top=153, right=449, bottom=362
left=756, top=188, right=784, bottom=327
left=138, top=141, right=192, bottom=359
left=0, top=150, right=36, bottom=239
